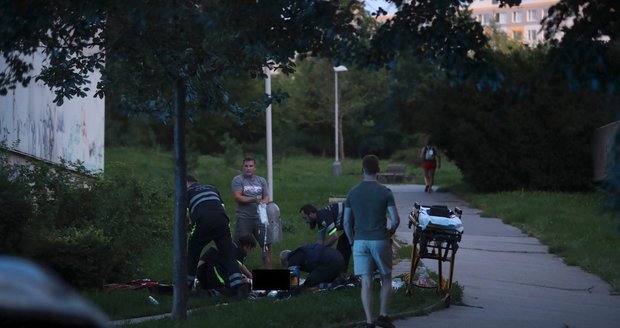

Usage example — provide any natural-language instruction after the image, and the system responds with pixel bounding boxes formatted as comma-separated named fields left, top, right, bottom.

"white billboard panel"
left=0, top=52, right=105, bottom=173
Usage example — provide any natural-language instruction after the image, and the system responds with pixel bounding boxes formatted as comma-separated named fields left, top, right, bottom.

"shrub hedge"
left=415, top=47, right=617, bottom=192
left=0, top=152, right=170, bottom=289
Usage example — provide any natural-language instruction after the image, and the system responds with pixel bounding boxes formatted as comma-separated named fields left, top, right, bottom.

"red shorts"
left=421, top=160, right=436, bottom=171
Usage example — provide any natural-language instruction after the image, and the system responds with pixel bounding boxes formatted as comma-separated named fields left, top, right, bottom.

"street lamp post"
left=264, top=64, right=274, bottom=200
left=332, top=65, right=347, bottom=176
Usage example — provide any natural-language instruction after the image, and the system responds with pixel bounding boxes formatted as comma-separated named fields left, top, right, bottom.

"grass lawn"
left=437, top=162, right=620, bottom=293
left=88, top=148, right=455, bottom=326
left=114, top=285, right=451, bottom=328
left=88, top=147, right=620, bottom=327
left=455, top=190, right=620, bottom=292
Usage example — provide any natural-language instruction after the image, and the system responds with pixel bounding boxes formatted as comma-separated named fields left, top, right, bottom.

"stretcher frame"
left=405, top=203, right=462, bottom=307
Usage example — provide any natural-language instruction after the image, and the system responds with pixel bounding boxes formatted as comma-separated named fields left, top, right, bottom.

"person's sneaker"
left=375, top=315, right=395, bottom=328
left=424, top=185, right=429, bottom=192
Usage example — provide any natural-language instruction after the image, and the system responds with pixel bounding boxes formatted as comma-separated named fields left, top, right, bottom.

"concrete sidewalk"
left=388, top=184, right=620, bottom=328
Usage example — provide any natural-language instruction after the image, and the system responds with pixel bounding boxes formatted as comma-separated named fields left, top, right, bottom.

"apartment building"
left=469, top=0, right=559, bottom=44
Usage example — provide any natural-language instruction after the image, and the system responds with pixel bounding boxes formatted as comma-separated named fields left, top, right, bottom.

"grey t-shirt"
left=231, top=174, right=269, bottom=220
left=345, top=181, right=395, bottom=240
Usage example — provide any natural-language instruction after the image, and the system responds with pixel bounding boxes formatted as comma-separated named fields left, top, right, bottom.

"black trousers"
left=196, top=261, right=224, bottom=290
left=187, top=215, right=242, bottom=288
left=336, top=233, right=352, bottom=272
left=305, top=255, right=345, bottom=287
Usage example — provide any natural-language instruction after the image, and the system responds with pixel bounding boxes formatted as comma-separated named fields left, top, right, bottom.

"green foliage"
left=0, top=1, right=106, bottom=102
left=27, top=226, right=114, bottom=289
left=433, top=160, right=464, bottom=191
left=405, top=42, right=616, bottom=192
left=0, top=153, right=170, bottom=289
left=118, top=286, right=442, bottom=328
left=273, top=57, right=397, bottom=158
left=104, top=112, right=159, bottom=149
left=98, top=148, right=364, bottom=282
left=219, top=133, right=243, bottom=167
left=87, top=288, right=209, bottom=321
left=543, top=0, right=620, bottom=92
left=0, top=154, right=33, bottom=253
left=91, top=149, right=466, bottom=324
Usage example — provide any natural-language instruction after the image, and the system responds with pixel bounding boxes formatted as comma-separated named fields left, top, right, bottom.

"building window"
left=527, top=29, right=538, bottom=42
left=541, top=9, right=548, bottom=19
left=480, top=14, right=490, bottom=25
left=498, top=13, right=507, bottom=24
left=527, top=10, right=538, bottom=22
left=512, top=11, right=522, bottom=23
left=512, top=30, right=523, bottom=41
left=492, top=0, right=499, bottom=4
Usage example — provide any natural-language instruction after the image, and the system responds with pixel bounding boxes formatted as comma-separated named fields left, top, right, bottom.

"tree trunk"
left=171, top=78, right=188, bottom=320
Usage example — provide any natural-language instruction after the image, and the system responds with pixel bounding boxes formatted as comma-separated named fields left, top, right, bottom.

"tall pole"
left=265, top=66, right=274, bottom=200
left=172, top=78, right=188, bottom=320
left=332, top=66, right=347, bottom=176
left=335, top=70, right=339, bottom=165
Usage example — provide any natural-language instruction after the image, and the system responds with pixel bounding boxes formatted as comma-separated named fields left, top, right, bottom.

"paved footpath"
left=387, top=184, right=620, bottom=328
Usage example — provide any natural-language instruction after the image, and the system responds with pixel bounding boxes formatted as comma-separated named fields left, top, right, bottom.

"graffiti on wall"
left=0, top=52, right=105, bottom=173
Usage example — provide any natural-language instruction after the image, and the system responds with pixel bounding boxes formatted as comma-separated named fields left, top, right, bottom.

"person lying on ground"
left=299, top=203, right=352, bottom=274
left=196, top=234, right=257, bottom=296
left=279, top=243, right=345, bottom=291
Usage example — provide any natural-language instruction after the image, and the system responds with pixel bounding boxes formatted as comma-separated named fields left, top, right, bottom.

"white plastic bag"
left=258, top=203, right=268, bottom=224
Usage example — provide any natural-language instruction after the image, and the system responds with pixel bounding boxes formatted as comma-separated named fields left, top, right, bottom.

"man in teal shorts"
left=343, top=154, right=400, bottom=328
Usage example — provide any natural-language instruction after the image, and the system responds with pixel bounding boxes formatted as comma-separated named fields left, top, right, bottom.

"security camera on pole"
left=332, top=65, right=347, bottom=176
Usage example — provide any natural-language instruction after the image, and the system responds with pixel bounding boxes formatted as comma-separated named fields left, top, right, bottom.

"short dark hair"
left=362, top=154, right=380, bottom=175
left=243, top=157, right=255, bottom=164
left=186, top=174, right=198, bottom=183
left=238, top=234, right=257, bottom=248
left=299, top=204, right=318, bottom=230
left=299, top=204, right=317, bottom=215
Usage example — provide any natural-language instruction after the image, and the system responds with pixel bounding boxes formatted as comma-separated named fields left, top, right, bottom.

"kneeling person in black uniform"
left=280, top=243, right=345, bottom=290
left=196, top=234, right=256, bottom=296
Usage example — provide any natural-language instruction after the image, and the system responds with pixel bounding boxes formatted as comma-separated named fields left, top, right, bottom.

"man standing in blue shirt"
left=344, top=155, right=400, bottom=328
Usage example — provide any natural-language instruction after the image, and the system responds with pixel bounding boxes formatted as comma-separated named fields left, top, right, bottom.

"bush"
left=219, top=132, right=243, bottom=167
left=0, top=152, right=170, bottom=289
left=0, top=156, right=33, bottom=253
left=415, top=47, right=616, bottom=192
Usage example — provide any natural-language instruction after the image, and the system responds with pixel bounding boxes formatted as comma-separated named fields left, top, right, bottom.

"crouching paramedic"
left=186, top=174, right=245, bottom=295
left=196, top=234, right=256, bottom=295
left=299, top=203, right=352, bottom=273
left=280, top=243, right=345, bottom=290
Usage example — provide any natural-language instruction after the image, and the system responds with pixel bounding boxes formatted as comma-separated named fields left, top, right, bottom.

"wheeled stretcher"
left=405, top=202, right=463, bottom=307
